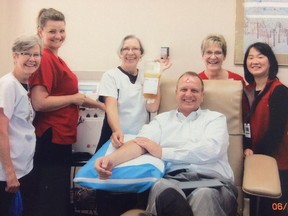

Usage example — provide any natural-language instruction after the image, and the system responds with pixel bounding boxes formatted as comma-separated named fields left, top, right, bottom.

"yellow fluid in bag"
left=143, top=72, right=161, bottom=99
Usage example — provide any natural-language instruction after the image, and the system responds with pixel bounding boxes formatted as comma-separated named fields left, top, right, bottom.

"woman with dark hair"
left=242, top=42, right=288, bottom=216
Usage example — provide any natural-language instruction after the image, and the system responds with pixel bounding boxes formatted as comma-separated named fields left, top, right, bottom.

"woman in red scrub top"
left=29, top=8, right=104, bottom=216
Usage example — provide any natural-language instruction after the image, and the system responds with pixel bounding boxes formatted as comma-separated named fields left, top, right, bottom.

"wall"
left=1, top=0, right=287, bottom=85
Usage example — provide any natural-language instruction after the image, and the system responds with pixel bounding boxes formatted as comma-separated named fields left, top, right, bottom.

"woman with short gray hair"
left=0, top=35, right=41, bottom=215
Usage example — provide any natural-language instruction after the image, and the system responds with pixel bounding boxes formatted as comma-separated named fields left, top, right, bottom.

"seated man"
left=94, top=71, right=238, bottom=216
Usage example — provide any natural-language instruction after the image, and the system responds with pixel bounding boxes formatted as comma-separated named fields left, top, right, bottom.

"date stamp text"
left=272, top=202, right=287, bottom=211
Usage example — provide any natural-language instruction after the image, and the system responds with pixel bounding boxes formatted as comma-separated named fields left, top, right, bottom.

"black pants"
left=28, top=128, right=72, bottom=216
left=0, top=171, right=34, bottom=216
left=95, top=114, right=112, bottom=153
left=0, top=181, right=16, bottom=216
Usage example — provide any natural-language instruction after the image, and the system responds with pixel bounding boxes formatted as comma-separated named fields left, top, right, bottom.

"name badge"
left=244, top=123, right=251, bottom=138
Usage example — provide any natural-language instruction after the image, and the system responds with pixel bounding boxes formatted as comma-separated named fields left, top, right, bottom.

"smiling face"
left=202, top=43, right=225, bottom=72
left=176, top=74, right=204, bottom=116
left=119, top=37, right=143, bottom=72
left=13, top=44, right=41, bottom=80
left=246, top=47, right=270, bottom=80
left=38, top=20, right=66, bottom=54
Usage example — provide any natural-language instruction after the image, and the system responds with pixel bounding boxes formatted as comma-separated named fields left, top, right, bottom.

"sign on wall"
left=235, top=0, right=288, bottom=65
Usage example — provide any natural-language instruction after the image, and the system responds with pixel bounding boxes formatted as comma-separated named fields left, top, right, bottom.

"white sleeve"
left=137, top=117, right=162, bottom=144
left=98, top=70, right=118, bottom=99
left=0, top=78, right=16, bottom=119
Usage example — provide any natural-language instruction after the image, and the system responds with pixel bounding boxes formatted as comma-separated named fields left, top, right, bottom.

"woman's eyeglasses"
left=204, top=51, right=223, bottom=57
left=121, top=47, right=141, bottom=53
left=17, top=52, right=41, bottom=59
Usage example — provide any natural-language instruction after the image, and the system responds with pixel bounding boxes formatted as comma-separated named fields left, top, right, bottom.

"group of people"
left=0, top=8, right=105, bottom=216
left=94, top=25, right=288, bottom=216
left=0, top=7, right=287, bottom=216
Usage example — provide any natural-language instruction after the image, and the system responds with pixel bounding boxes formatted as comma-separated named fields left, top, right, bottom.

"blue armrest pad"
left=73, top=135, right=165, bottom=193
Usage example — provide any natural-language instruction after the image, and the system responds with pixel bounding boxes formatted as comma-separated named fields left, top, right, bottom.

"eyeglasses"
left=204, top=51, right=223, bottom=57
left=121, top=47, right=141, bottom=53
left=17, top=52, right=41, bottom=59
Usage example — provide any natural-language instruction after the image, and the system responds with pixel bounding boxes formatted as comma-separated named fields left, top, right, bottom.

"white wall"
left=1, top=0, right=287, bottom=85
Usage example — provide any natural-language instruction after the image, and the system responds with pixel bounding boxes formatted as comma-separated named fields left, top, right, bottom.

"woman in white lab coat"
left=95, top=35, right=170, bottom=216
left=96, top=35, right=170, bottom=151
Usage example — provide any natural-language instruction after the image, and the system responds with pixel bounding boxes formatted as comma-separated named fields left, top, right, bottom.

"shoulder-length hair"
left=243, top=42, right=278, bottom=84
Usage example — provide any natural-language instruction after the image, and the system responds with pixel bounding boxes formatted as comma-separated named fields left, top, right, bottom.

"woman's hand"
left=82, top=97, right=106, bottom=111
left=155, top=58, right=172, bottom=73
left=244, top=148, right=254, bottom=158
left=5, top=170, right=20, bottom=193
left=72, top=93, right=86, bottom=106
left=111, top=130, right=124, bottom=148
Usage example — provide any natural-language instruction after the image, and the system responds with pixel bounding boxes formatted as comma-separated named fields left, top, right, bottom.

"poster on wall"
left=235, top=0, right=288, bottom=65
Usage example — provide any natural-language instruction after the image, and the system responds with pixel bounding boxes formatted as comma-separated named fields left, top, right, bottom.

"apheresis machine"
left=72, top=81, right=104, bottom=155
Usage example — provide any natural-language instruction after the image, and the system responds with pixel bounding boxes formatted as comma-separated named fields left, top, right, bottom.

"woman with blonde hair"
left=199, top=34, right=244, bottom=83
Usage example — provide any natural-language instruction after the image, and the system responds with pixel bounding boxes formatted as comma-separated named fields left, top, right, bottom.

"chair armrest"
left=242, top=154, right=282, bottom=198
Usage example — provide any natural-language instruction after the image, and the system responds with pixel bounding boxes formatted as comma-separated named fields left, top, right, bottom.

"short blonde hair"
left=201, top=34, right=227, bottom=57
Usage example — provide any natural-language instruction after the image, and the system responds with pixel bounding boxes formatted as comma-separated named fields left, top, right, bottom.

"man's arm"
left=94, top=140, right=146, bottom=179
left=134, top=137, right=162, bottom=159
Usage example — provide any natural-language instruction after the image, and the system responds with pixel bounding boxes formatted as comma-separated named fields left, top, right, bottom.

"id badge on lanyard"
left=244, top=123, right=251, bottom=138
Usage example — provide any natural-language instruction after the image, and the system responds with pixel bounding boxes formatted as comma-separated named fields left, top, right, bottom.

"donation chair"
left=122, top=79, right=281, bottom=216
